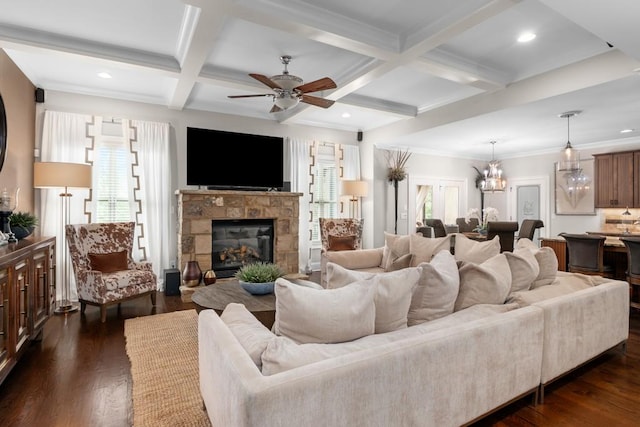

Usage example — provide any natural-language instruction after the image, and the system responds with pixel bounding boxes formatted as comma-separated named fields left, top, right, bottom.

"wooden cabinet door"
left=594, top=152, right=634, bottom=207
left=13, top=259, right=30, bottom=356
left=30, top=247, right=50, bottom=334
left=0, top=265, right=14, bottom=384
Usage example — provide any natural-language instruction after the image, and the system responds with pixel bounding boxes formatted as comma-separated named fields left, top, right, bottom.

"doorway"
left=507, top=176, right=549, bottom=241
left=409, top=176, right=467, bottom=229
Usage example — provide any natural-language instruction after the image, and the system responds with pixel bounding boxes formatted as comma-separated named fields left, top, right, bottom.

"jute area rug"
left=124, top=309, right=212, bottom=427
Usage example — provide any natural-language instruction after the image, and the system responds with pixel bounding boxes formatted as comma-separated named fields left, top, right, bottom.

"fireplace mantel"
left=176, top=189, right=302, bottom=277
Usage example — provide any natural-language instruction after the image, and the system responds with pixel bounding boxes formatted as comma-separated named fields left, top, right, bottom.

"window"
left=94, top=137, right=132, bottom=222
left=311, top=148, right=338, bottom=242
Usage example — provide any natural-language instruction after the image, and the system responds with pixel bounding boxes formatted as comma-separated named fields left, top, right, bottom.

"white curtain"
left=131, top=119, right=172, bottom=289
left=288, top=138, right=312, bottom=273
left=39, top=110, right=93, bottom=301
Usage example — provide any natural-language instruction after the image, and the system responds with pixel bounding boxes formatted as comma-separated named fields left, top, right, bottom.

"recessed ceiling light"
left=517, top=32, right=536, bottom=43
left=620, top=128, right=635, bottom=133
left=98, top=72, right=112, bottom=79
left=341, top=112, right=351, bottom=118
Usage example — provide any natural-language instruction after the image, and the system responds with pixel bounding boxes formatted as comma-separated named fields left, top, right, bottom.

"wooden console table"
left=0, top=236, right=56, bottom=385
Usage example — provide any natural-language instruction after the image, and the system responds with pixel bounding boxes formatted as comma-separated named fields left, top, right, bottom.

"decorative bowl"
left=11, top=225, right=34, bottom=240
left=239, top=280, right=274, bottom=295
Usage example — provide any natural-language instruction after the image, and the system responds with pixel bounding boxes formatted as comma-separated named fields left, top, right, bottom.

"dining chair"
left=486, top=221, right=519, bottom=252
left=620, top=236, right=640, bottom=311
left=423, top=219, right=447, bottom=238
left=559, top=233, right=614, bottom=278
left=456, top=217, right=479, bottom=233
left=518, top=219, right=544, bottom=241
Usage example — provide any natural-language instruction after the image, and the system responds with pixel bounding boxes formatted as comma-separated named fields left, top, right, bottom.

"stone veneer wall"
left=177, top=189, right=302, bottom=275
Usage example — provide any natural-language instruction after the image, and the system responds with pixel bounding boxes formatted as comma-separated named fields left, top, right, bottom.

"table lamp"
left=341, top=180, right=368, bottom=218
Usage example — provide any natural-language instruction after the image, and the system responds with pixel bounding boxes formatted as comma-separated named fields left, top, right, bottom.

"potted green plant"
left=9, top=211, right=38, bottom=240
left=234, top=261, right=284, bottom=295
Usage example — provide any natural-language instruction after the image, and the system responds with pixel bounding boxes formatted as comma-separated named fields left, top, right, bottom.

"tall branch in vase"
left=386, top=149, right=412, bottom=234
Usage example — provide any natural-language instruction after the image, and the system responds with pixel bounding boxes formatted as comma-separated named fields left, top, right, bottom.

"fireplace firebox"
left=211, top=219, right=275, bottom=278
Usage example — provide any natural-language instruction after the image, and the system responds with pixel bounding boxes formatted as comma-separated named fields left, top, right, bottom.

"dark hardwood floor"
left=1, top=279, right=639, bottom=426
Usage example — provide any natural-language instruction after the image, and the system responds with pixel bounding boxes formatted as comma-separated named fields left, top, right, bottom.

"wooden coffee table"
left=191, top=280, right=276, bottom=328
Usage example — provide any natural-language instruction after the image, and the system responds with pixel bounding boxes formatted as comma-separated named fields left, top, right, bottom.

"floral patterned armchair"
left=319, top=217, right=364, bottom=286
left=66, top=222, right=157, bottom=322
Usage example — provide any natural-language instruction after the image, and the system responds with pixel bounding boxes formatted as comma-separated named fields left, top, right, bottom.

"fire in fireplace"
left=211, top=219, right=275, bottom=278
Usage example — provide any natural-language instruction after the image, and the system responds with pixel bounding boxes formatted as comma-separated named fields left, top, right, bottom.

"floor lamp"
left=341, top=180, right=368, bottom=218
left=34, top=162, right=92, bottom=314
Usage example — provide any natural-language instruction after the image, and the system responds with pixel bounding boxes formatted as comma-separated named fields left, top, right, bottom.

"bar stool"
left=620, top=236, right=640, bottom=311
left=560, top=233, right=614, bottom=278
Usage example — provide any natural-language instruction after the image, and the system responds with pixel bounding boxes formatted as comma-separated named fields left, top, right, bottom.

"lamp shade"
left=34, top=162, right=92, bottom=189
left=341, top=180, right=368, bottom=197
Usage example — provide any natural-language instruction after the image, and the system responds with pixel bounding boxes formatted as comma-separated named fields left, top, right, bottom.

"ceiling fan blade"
left=301, top=95, right=335, bottom=108
left=228, top=94, right=273, bottom=98
left=250, top=73, right=282, bottom=89
left=270, top=104, right=283, bottom=113
left=295, top=77, right=337, bottom=93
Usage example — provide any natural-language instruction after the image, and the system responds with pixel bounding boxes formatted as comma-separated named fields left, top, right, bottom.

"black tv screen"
left=187, top=127, right=284, bottom=190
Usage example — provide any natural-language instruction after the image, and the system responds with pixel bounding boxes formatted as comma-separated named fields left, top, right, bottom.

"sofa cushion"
left=455, top=253, right=512, bottom=311
left=380, top=232, right=412, bottom=270
left=505, top=272, right=594, bottom=306
left=408, top=250, right=460, bottom=326
left=454, top=234, right=500, bottom=263
left=220, top=303, right=275, bottom=369
left=504, top=248, right=540, bottom=293
left=387, top=253, right=414, bottom=271
left=515, top=238, right=558, bottom=288
left=273, top=278, right=376, bottom=344
left=260, top=302, right=520, bottom=375
left=327, top=235, right=357, bottom=251
left=326, top=263, right=420, bottom=333
left=409, top=233, right=452, bottom=267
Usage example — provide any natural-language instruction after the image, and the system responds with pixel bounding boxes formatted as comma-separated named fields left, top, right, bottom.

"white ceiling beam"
left=367, top=49, right=640, bottom=143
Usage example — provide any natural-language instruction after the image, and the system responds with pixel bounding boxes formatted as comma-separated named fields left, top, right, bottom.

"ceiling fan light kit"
left=228, top=55, right=336, bottom=112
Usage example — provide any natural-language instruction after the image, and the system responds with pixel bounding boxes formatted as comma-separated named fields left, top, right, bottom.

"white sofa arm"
left=320, top=247, right=384, bottom=287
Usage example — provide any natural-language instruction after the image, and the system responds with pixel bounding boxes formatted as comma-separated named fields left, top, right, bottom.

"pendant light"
left=557, top=110, right=582, bottom=172
left=481, top=141, right=506, bottom=193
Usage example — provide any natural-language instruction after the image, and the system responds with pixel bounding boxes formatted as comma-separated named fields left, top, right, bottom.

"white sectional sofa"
left=198, top=237, right=630, bottom=426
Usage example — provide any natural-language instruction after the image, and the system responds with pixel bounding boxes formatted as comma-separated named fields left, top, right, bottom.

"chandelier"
left=557, top=110, right=582, bottom=172
left=481, top=141, right=506, bottom=193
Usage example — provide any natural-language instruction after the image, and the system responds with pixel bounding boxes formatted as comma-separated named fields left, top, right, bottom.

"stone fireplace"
left=177, top=189, right=302, bottom=278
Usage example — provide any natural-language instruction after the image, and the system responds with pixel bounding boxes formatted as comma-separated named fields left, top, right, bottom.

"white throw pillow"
left=408, top=250, right=460, bottom=326
left=380, top=232, right=412, bottom=269
left=273, top=278, right=376, bottom=344
left=325, top=263, right=420, bottom=333
left=454, top=233, right=500, bottom=263
left=455, top=253, right=512, bottom=311
left=516, top=238, right=558, bottom=288
left=504, top=248, right=540, bottom=293
left=220, top=303, right=276, bottom=369
left=408, top=233, right=452, bottom=267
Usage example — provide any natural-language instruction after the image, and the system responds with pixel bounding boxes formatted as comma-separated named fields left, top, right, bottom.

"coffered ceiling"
left=1, top=0, right=639, bottom=160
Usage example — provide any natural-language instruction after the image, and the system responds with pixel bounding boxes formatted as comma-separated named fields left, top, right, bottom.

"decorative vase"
left=203, top=269, right=217, bottom=285
left=182, top=260, right=202, bottom=287
left=10, top=225, right=34, bottom=240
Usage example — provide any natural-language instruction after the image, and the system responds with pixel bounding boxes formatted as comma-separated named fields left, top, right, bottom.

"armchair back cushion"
left=319, top=218, right=363, bottom=252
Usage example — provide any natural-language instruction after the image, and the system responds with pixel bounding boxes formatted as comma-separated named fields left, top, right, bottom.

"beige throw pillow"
left=220, top=303, right=276, bottom=369
left=455, top=254, right=512, bottom=311
left=380, top=232, right=412, bottom=269
left=408, top=250, right=460, bottom=326
left=408, top=233, right=452, bottom=267
left=325, top=263, right=420, bottom=333
left=515, top=238, right=558, bottom=288
left=273, top=278, right=376, bottom=344
left=504, top=248, right=540, bottom=293
left=454, top=233, right=500, bottom=263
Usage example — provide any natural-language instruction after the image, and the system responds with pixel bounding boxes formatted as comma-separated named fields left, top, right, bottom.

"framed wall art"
left=554, top=158, right=596, bottom=215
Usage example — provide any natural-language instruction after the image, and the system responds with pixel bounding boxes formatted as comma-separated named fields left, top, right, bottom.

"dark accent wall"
left=0, top=49, right=36, bottom=212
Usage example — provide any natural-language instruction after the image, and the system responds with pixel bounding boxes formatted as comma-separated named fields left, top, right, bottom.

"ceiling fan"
left=228, top=55, right=337, bottom=113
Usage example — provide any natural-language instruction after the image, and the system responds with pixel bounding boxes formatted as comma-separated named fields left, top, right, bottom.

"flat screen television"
left=187, top=127, right=284, bottom=190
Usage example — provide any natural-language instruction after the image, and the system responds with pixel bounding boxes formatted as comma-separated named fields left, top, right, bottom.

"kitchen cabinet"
left=593, top=151, right=634, bottom=208
left=0, top=236, right=55, bottom=385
